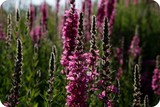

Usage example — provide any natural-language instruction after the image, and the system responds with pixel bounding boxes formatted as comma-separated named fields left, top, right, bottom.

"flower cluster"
left=98, top=18, right=118, bottom=107
left=82, top=0, right=92, bottom=41
left=65, top=12, right=89, bottom=107
left=40, top=1, right=48, bottom=31
left=30, top=26, right=42, bottom=45
left=0, top=24, right=6, bottom=41
left=96, top=0, right=107, bottom=29
left=152, top=68, right=160, bottom=95
left=7, top=39, right=23, bottom=107
left=107, top=0, right=116, bottom=34
left=115, top=39, right=124, bottom=80
left=87, top=16, right=99, bottom=87
left=129, top=28, right=141, bottom=59
left=66, top=52, right=88, bottom=107
left=61, top=3, right=79, bottom=69
left=56, top=0, right=60, bottom=15
left=152, top=56, right=160, bottom=95
left=97, top=0, right=116, bottom=37
left=29, top=4, right=35, bottom=30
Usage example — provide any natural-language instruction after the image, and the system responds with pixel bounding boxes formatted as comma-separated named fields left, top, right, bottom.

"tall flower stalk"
left=115, top=38, right=124, bottom=80
left=47, top=47, right=56, bottom=107
left=133, top=64, right=141, bottom=107
left=29, top=3, right=35, bottom=30
left=6, top=14, right=12, bottom=45
left=98, top=18, right=116, bottom=107
left=65, top=12, right=88, bottom=107
left=152, top=55, right=160, bottom=95
left=0, top=23, right=6, bottom=41
left=30, top=26, right=42, bottom=46
left=96, top=0, right=106, bottom=27
left=61, top=0, right=79, bottom=74
left=40, top=0, right=48, bottom=32
left=7, top=39, right=23, bottom=107
left=107, top=0, right=116, bottom=34
left=82, top=0, right=92, bottom=41
left=129, top=26, right=141, bottom=59
left=56, top=0, right=60, bottom=27
left=97, top=0, right=116, bottom=37
left=88, top=16, right=99, bottom=90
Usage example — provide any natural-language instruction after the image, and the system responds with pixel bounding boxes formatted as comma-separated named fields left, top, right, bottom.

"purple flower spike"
left=29, top=4, right=35, bottom=30
left=30, top=26, right=42, bottom=45
left=152, top=56, right=160, bottom=95
left=96, top=0, right=107, bottom=29
left=61, top=4, right=79, bottom=69
left=83, top=0, right=92, bottom=41
left=129, top=27, right=141, bottom=59
left=0, top=24, right=6, bottom=41
left=40, top=1, right=48, bottom=31
left=66, top=53, right=88, bottom=107
left=97, top=0, right=116, bottom=37
left=56, top=0, right=60, bottom=15
left=107, top=0, right=116, bottom=34
left=152, top=68, right=160, bottom=95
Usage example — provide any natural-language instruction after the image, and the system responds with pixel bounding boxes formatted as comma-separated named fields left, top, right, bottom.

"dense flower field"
left=0, top=0, right=160, bottom=107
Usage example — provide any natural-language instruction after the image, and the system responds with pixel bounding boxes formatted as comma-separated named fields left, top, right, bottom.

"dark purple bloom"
left=29, top=4, right=35, bottom=30
left=56, top=0, right=60, bottom=15
left=66, top=52, right=88, bottom=107
left=107, top=0, right=116, bottom=34
left=30, top=26, right=42, bottom=45
left=40, top=1, right=48, bottom=31
left=115, top=48, right=123, bottom=80
left=87, top=16, right=100, bottom=92
left=129, top=28, right=141, bottom=59
left=152, top=68, right=160, bottom=95
left=82, top=0, right=92, bottom=41
left=0, top=24, right=6, bottom=41
left=97, top=0, right=116, bottom=37
left=96, top=0, right=107, bottom=29
left=60, top=4, right=79, bottom=69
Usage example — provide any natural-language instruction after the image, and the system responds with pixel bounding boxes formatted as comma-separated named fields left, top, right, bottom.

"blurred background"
left=0, top=0, right=160, bottom=107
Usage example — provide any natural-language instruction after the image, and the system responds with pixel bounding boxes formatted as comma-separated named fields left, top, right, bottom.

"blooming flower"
left=107, top=0, right=116, bottom=34
left=152, top=68, right=160, bottom=95
left=82, top=0, right=92, bottom=41
left=87, top=16, right=100, bottom=92
left=56, top=0, right=60, bottom=15
left=30, top=26, right=42, bottom=45
left=60, top=3, right=79, bottom=69
left=129, top=28, right=141, bottom=59
left=115, top=47, right=124, bottom=80
left=96, top=0, right=107, bottom=29
left=29, top=4, right=35, bottom=30
left=98, top=18, right=118, bottom=107
left=66, top=52, right=89, bottom=107
left=97, top=0, right=116, bottom=36
left=0, top=24, right=6, bottom=41
left=40, top=1, right=48, bottom=31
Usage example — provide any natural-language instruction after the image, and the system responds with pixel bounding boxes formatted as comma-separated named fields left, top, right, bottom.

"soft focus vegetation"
left=0, top=0, right=160, bottom=107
